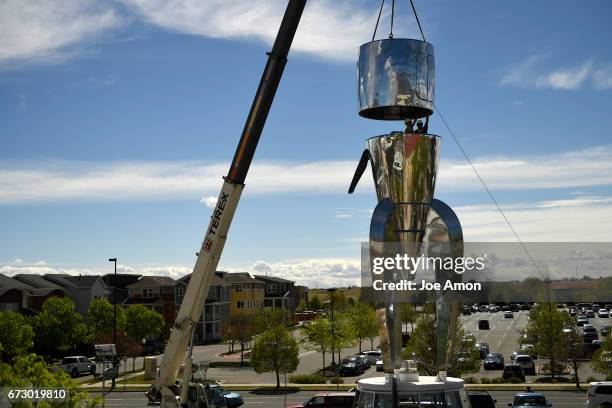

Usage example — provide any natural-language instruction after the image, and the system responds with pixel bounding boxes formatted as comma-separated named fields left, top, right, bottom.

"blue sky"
left=1, top=0, right=612, bottom=287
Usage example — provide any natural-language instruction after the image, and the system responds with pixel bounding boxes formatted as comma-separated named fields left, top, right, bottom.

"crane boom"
left=153, top=1, right=307, bottom=406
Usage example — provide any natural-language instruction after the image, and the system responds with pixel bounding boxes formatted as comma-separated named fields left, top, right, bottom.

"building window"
left=237, top=301, right=244, bottom=309
left=143, top=288, right=153, bottom=298
left=235, top=284, right=243, bottom=292
left=178, top=287, right=184, bottom=297
left=269, top=284, right=277, bottom=293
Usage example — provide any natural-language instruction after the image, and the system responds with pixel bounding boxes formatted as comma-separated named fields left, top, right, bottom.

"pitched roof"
left=0, top=274, right=35, bottom=290
left=64, top=275, right=105, bottom=288
left=126, top=276, right=175, bottom=289
left=13, top=274, right=65, bottom=290
left=253, top=275, right=294, bottom=284
left=178, top=273, right=230, bottom=287
left=219, top=272, right=265, bottom=285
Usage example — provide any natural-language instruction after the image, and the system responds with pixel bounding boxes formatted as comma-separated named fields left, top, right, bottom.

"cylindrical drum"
left=358, top=39, right=435, bottom=120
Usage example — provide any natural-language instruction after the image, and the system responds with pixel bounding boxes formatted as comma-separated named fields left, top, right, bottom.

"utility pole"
left=328, top=288, right=336, bottom=375
left=108, top=257, right=118, bottom=388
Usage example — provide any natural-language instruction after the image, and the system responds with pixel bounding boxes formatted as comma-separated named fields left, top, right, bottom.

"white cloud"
left=500, top=55, right=609, bottom=91
left=534, top=61, right=592, bottom=90
left=0, top=0, right=122, bottom=67
left=139, top=266, right=192, bottom=280
left=592, top=67, right=612, bottom=90
left=118, top=0, right=376, bottom=62
left=2, top=145, right=612, bottom=204
left=200, top=196, right=218, bottom=208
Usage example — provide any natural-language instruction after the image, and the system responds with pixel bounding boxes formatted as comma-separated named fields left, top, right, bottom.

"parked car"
left=577, top=316, right=589, bottom=326
left=508, top=391, right=551, bottom=407
left=60, top=356, right=96, bottom=378
left=358, top=350, right=381, bottom=365
left=289, top=392, right=355, bottom=408
left=355, top=354, right=371, bottom=370
left=584, top=331, right=599, bottom=343
left=468, top=391, right=496, bottom=408
left=521, top=304, right=531, bottom=311
left=514, top=354, right=536, bottom=375
left=462, top=308, right=472, bottom=316
left=569, top=307, right=577, bottom=317
left=502, top=364, right=525, bottom=382
left=339, top=357, right=366, bottom=376
left=586, top=381, right=612, bottom=408
left=144, top=339, right=165, bottom=355
left=205, top=384, right=244, bottom=408
left=375, top=359, right=383, bottom=372
left=587, top=310, right=596, bottom=318
left=602, top=325, right=611, bottom=337
left=483, top=353, right=504, bottom=370
left=510, top=304, right=520, bottom=312
left=504, top=311, right=514, bottom=319
left=519, top=343, right=538, bottom=359
left=475, top=342, right=490, bottom=359
left=599, top=308, right=610, bottom=318
left=479, top=305, right=488, bottom=312
left=478, top=319, right=490, bottom=330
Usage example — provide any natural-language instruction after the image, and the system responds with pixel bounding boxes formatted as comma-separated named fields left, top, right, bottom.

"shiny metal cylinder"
left=367, top=131, right=440, bottom=246
left=358, top=39, right=435, bottom=120
left=367, top=131, right=440, bottom=372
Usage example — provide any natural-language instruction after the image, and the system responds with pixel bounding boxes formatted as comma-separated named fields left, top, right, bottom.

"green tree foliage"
left=309, top=295, right=322, bottom=311
left=124, top=304, right=164, bottom=342
left=300, top=316, right=332, bottom=372
left=330, top=312, right=356, bottom=362
left=251, top=325, right=299, bottom=388
left=31, top=297, right=87, bottom=359
left=252, top=309, right=290, bottom=334
left=225, top=315, right=255, bottom=366
left=522, top=303, right=571, bottom=379
left=593, top=337, right=612, bottom=377
left=400, top=303, right=418, bottom=333
left=347, top=304, right=378, bottom=353
left=0, top=311, right=34, bottom=363
left=0, top=353, right=100, bottom=407
left=86, top=298, right=126, bottom=344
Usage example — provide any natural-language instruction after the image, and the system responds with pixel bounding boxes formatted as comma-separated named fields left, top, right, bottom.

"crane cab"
left=355, top=375, right=472, bottom=408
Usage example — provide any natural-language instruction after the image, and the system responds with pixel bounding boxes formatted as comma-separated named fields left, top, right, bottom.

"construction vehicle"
left=145, top=1, right=307, bottom=407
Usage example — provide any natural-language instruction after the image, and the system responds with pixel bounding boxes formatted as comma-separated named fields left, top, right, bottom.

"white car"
left=60, top=356, right=96, bottom=378
left=375, top=359, right=384, bottom=372
left=586, top=381, right=612, bottom=407
left=514, top=354, right=536, bottom=375
left=598, top=308, right=609, bottom=318
left=359, top=350, right=382, bottom=364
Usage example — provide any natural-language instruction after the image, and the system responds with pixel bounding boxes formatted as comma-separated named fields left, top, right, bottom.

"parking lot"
left=461, top=307, right=608, bottom=381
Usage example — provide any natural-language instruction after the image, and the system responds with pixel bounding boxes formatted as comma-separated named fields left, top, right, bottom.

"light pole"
left=327, top=288, right=336, bottom=375
left=108, top=257, right=117, bottom=388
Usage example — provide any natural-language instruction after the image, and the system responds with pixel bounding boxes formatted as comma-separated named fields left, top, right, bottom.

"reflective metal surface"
left=367, top=131, right=440, bottom=247
left=367, top=131, right=440, bottom=372
left=358, top=39, right=435, bottom=120
left=424, top=199, right=464, bottom=376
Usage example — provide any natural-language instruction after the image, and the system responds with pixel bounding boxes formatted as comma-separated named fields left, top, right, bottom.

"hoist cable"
left=390, top=0, right=395, bottom=38
left=372, top=0, right=385, bottom=42
left=433, top=104, right=544, bottom=277
left=409, top=0, right=426, bottom=42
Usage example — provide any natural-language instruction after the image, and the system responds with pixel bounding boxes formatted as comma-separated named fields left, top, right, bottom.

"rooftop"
left=126, top=276, right=176, bottom=289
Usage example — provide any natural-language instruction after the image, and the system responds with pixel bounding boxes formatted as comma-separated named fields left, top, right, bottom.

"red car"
left=288, top=392, right=355, bottom=408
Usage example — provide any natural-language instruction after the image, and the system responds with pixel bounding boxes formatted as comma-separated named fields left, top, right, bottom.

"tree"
left=31, top=296, right=87, bottom=359
left=561, top=321, right=586, bottom=388
left=309, top=295, right=322, bottom=311
left=220, top=315, right=255, bottom=366
left=593, top=337, right=612, bottom=378
left=0, top=353, right=100, bottom=407
left=522, top=303, right=570, bottom=379
left=252, top=309, right=290, bottom=334
left=300, top=316, right=331, bottom=373
left=125, top=304, right=164, bottom=342
left=347, top=304, right=378, bottom=352
left=0, top=311, right=34, bottom=362
left=86, top=298, right=126, bottom=344
left=400, top=303, right=418, bottom=334
left=251, top=325, right=299, bottom=388
left=331, top=312, right=356, bottom=363
left=125, top=305, right=164, bottom=370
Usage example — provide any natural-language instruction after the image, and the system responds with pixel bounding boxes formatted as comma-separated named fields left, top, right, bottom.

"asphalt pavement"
left=92, top=389, right=589, bottom=407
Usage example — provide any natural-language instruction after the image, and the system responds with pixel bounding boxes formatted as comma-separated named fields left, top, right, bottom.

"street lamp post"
left=108, top=258, right=117, bottom=388
left=327, top=288, right=336, bottom=375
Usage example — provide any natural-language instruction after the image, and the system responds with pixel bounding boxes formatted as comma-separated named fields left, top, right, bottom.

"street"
left=92, top=389, right=588, bottom=407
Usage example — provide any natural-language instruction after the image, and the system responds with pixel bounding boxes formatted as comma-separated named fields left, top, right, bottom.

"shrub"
left=508, top=377, right=522, bottom=383
left=329, top=376, right=344, bottom=384
left=480, top=377, right=491, bottom=384
left=463, top=376, right=477, bottom=384
left=491, top=377, right=504, bottom=384
left=606, top=374, right=612, bottom=381
left=586, top=376, right=599, bottom=383
left=289, top=374, right=326, bottom=384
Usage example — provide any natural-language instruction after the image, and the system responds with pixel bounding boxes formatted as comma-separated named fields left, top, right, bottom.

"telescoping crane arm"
left=152, top=1, right=307, bottom=406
